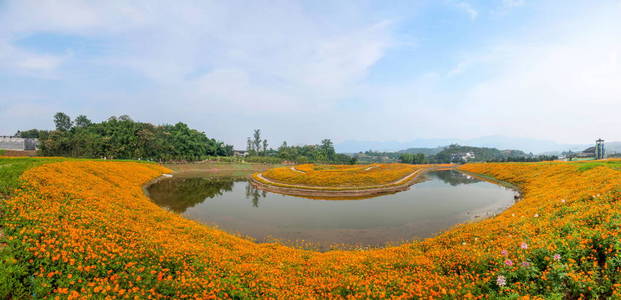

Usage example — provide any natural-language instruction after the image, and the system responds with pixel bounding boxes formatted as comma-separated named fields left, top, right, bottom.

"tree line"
left=16, top=113, right=233, bottom=161
left=395, top=144, right=557, bottom=164
left=246, top=129, right=356, bottom=164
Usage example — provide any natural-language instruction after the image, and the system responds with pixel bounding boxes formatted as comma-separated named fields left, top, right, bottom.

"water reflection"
left=148, top=177, right=239, bottom=213
left=148, top=176, right=268, bottom=212
left=146, top=170, right=517, bottom=250
left=429, top=169, right=480, bottom=186
left=245, top=184, right=267, bottom=207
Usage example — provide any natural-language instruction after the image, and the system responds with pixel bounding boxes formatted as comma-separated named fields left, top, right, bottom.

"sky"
left=1, top=0, right=620, bottom=150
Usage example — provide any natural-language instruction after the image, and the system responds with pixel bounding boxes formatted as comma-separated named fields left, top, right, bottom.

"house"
left=450, top=151, right=475, bottom=162
left=0, top=136, right=38, bottom=151
left=233, top=150, right=248, bottom=157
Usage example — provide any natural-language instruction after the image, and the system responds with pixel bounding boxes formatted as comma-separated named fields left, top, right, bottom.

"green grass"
left=575, top=160, right=621, bottom=172
left=0, top=150, right=4, bottom=156
left=0, top=157, right=69, bottom=198
left=0, top=157, right=69, bottom=297
left=492, top=159, right=621, bottom=172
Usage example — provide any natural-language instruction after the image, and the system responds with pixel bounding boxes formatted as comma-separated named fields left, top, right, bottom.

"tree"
left=246, top=137, right=254, bottom=155
left=262, top=140, right=268, bottom=156
left=399, top=153, right=426, bottom=164
left=320, top=139, right=335, bottom=161
left=15, top=129, right=44, bottom=138
left=74, top=115, right=92, bottom=128
left=253, top=129, right=262, bottom=155
left=54, top=112, right=73, bottom=131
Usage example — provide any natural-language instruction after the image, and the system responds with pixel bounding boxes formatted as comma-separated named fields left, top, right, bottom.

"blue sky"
left=1, top=0, right=620, bottom=149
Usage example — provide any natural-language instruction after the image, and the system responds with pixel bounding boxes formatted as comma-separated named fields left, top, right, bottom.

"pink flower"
left=521, top=261, right=530, bottom=267
left=501, top=249, right=509, bottom=257
left=553, top=254, right=561, bottom=261
left=504, top=259, right=513, bottom=266
left=520, top=242, right=528, bottom=249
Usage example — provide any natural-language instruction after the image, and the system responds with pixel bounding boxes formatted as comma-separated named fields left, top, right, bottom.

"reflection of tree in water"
left=148, top=177, right=236, bottom=213
left=245, top=184, right=266, bottom=207
left=430, top=170, right=481, bottom=186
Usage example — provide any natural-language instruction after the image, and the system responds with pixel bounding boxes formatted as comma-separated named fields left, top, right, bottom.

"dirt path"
left=290, top=166, right=305, bottom=174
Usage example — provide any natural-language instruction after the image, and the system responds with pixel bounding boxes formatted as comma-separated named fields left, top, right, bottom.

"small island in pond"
left=250, top=163, right=446, bottom=198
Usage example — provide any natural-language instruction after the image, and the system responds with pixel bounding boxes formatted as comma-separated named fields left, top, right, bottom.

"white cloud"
left=455, top=2, right=479, bottom=20
left=0, top=39, right=66, bottom=78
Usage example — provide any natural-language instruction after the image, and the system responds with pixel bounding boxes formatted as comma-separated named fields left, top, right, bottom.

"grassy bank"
left=0, top=157, right=67, bottom=198
left=1, top=158, right=621, bottom=298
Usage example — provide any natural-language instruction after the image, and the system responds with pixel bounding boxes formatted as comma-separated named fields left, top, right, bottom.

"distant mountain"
left=335, top=135, right=617, bottom=155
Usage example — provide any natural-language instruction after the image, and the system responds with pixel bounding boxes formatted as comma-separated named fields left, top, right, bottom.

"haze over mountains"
left=335, top=135, right=621, bottom=155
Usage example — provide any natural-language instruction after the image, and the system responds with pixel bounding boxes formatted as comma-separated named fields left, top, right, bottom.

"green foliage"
left=575, top=160, right=621, bottom=172
left=0, top=158, right=66, bottom=197
left=74, top=115, right=92, bottom=128
left=53, top=112, right=72, bottom=131
left=430, top=144, right=540, bottom=163
left=399, top=153, right=425, bottom=164
left=37, top=114, right=232, bottom=161
left=399, top=146, right=445, bottom=156
left=352, top=151, right=400, bottom=163
left=14, top=129, right=47, bottom=139
left=484, top=192, right=621, bottom=298
left=276, top=139, right=354, bottom=164
left=247, top=129, right=270, bottom=156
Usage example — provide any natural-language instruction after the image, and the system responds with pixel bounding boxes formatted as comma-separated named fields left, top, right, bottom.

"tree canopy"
left=36, top=113, right=233, bottom=161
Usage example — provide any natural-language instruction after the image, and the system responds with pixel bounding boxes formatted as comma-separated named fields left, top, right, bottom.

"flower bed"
left=255, top=163, right=428, bottom=189
left=1, top=159, right=621, bottom=298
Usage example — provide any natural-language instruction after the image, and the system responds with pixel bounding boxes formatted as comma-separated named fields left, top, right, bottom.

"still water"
left=146, top=170, right=516, bottom=250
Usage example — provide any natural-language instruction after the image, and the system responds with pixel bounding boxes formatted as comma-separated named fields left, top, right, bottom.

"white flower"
left=496, top=275, right=507, bottom=287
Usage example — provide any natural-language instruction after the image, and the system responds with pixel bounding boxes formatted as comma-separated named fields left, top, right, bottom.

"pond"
left=146, top=170, right=517, bottom=250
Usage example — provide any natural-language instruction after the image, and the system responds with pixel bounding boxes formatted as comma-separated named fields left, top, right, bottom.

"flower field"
left=255, top=163, right=428, bottom=189
left=1, top=158, right=621, bottom=298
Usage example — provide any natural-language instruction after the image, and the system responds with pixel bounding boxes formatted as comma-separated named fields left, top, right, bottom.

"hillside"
left=431, top=144, right=529, bottom=163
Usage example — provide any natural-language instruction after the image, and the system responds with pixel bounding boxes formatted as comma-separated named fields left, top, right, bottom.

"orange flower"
left=3, top=158, right=621, bottom=298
